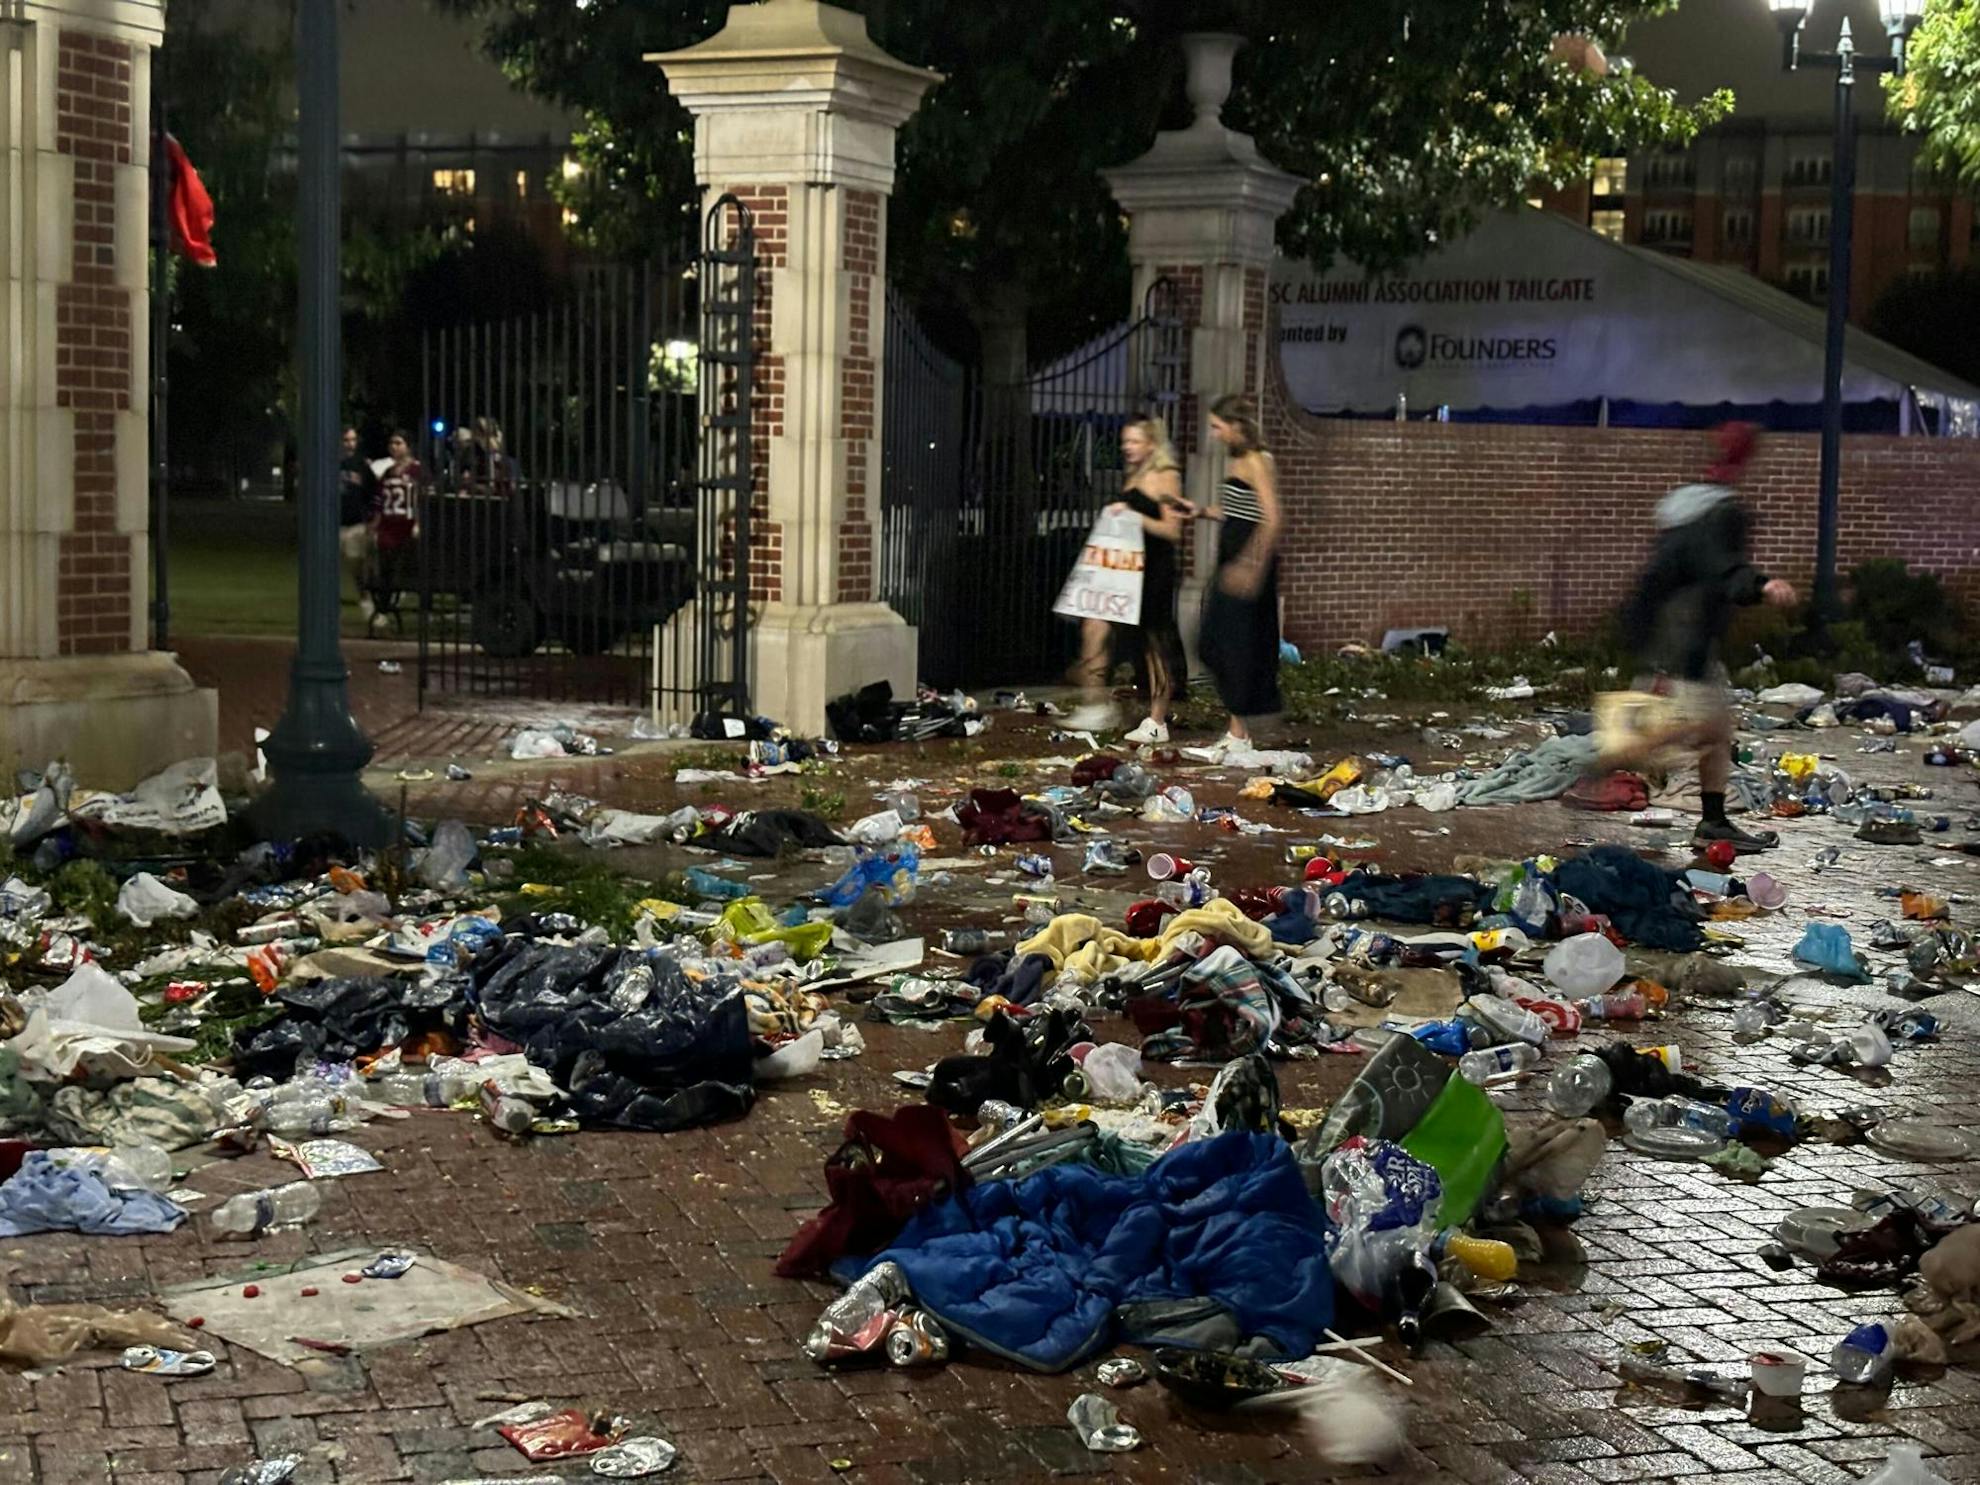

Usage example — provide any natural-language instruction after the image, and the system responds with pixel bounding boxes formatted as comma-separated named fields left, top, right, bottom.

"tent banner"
left=1053, top=509, right=1144, bottom=626
left=1272, top=209, right=1906, bottom=417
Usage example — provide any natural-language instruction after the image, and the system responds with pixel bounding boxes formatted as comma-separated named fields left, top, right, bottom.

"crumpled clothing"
left=1332, top=871, right=1494, bottom=927
left=1015, top=900, right=1273, bottom=983
left=1551, top=846, right=1704, bottom=952
left=743, top=980, right=828, bottom=1041
left=958, top=788, right=1058, bottom=847
left=966, top=951, right=1054, bottom=1009
left=1130, top=945, right=1284, bottom=1061
left=44, top=1077, right=216, bottom=1152
left=0, top=1153, right=185, bottom=1237
left=703, top=809, right=843, bottom=858
left=929, top=1006, right=1087, bottom=1118
left=1562, top=771, right=1649, bottom=813
left=1456, top=735, right=1599, bottom=807
left=776, top=1103, right=971, bottom=1279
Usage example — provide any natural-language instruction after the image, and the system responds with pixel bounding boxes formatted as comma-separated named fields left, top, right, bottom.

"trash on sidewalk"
left=162, top=1248, right=572, bottom=1367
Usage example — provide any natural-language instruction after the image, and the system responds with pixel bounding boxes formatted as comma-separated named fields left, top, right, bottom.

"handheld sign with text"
left=1052, top=509, right=1144, bottom=626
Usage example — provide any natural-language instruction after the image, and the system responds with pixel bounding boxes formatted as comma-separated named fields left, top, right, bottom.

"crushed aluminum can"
left=361, top=1250, right=418, bottom=1280
left=1067, top=1392, right=1141, bottom=1452
left=802, top=1261, right=913, bottom=1365
left=1096, top=1358, right=1147, bottom=1388
left=589, top=1437, right=679, bottom=1477
left=884, top=1307, right=949, bottom=1367
left=219, top=1459, right=301, bottom=1485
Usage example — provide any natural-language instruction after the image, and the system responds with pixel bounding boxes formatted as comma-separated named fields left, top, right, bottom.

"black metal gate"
left=415, top=203, right=756, bottom=716
left=878, top=281, right=1184, bottom=688
left=878, top=287, right=969, bottom=687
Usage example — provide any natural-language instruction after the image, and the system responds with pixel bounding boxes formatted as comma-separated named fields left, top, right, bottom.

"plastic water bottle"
left=375, top=1070, right=475, bottom=1107
left=1546, top=1053, right=1612, bottom=1118
left=1624, top=1096, right=1733, bottom=1138
left=1578, top=988, right=1647, bottom=1021
left=1831, top=1322, right=1894, bottom=1385
left=1864, top=1444, right=1954, bottom=1485
left=1458, top=1043, right=1540, bottom=1084
left=261, top=1095, right=347, bottom=1135
left=881, top=790, right=921, bottom=821
left=1732, top=1000, right=1775, bottom=1036
left=479, top=1082, right=536, bottom=1137
left=211, top=1181, right=323, bottom=1237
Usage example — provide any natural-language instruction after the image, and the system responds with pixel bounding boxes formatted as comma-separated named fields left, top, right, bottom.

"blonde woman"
left=1064, top=417, right=1190, bottom=739
left=1200, top=394, right=1281, bottom=749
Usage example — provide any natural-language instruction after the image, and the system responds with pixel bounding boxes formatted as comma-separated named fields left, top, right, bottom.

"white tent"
left=1272, top=208, right=1978, bottom=433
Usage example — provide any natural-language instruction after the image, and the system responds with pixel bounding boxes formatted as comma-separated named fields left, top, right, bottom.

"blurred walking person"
left=1113, top=417, right=1190, bottom=744
left=1614, top=421, right=1797, bottom=853
left=1199, top=394, right=1282, bottom=751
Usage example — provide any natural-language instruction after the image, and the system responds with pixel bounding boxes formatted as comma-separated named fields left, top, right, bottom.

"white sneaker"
left=1123, top=717, right=1169, bottom=745
left=358, top=596, right=376, bottom=621
left=1063, top=703, right=1118, bottom=732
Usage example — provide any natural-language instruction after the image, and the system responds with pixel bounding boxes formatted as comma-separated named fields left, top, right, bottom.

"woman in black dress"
left=1112, top=418, right=1188, bottom=745
left=1199, top=394, right=1282, bottom=749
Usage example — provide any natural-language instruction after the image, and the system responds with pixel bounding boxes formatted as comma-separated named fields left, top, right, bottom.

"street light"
left=250, top=0, right=393, bottom=847
left=1766, top=0, right=1924, bottom=628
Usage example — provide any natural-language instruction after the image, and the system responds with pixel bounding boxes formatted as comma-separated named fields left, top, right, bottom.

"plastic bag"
left=419, top=820, right=477, bottom=891
left=116, top=872, right=197, bottom=928
left=1330, top=786, right=1392, bottom=815
left=1318, top=1138, right=1442, bottom=1310
left=1414, top=782, right=1458, bottom=813
left=846, top=809, right=906, bottom=847
left=1793, top=922, right=1869, bottom=981
left=0, top=1294, right=195, bottom=1365
left=1080, top=1042, right=1144, bottom=1104
left=757, top=1028, right=824, bottom=1080
left=819, top=844, right=921, bottom=910
left=1542, top=933, right=1624, bottom=998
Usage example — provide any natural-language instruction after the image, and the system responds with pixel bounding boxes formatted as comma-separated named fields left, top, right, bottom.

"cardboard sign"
left=1053, top=509, right=1144, bottom=626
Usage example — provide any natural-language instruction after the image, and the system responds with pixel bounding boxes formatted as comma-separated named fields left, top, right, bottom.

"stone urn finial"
left=1182, top=32, right=1245, bottom=129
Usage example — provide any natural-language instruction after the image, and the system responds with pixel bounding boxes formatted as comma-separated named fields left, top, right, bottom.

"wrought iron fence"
left=879, top=287, right=969, bottom=687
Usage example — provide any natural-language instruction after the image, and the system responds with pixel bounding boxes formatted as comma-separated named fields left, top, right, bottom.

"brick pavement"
left=14, top=706, right=1980, bottom=1481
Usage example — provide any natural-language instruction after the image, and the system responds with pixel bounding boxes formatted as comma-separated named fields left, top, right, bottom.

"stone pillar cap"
left=9, top=0, right=163, bottom=45
left=1104, top=30, right=1302, bottom=212
left=648, top=0, right=939, bottom=126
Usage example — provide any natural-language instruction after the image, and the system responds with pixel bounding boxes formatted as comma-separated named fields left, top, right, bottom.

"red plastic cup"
left=1147, top=853, right=1193, bottom=881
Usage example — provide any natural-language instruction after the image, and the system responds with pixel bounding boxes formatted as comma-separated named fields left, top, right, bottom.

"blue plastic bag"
left=1792, top=922, right=1868, bottom=981
left=819, top=844, right=921, bottom=910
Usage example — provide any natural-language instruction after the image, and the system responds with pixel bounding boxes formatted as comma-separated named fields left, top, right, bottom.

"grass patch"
left=799, top=785, right=848, bottom=821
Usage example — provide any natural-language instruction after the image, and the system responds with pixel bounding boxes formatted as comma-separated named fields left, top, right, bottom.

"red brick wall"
left=1264, top=366, right=1980, bottom=650
left=837, top=190, right=880, bottom=604
left=716, top=187, right=786, bottom=605
left=54, top=29, right=136, bottom=657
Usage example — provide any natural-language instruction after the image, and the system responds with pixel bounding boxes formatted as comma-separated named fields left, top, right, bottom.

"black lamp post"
left=251, top=0, right=393, bottom=847
left=1767, top=0, right=1924, bottom=627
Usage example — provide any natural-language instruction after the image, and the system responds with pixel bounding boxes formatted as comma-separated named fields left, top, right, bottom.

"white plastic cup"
left=1749, top=1349, right=1809, bottom=1397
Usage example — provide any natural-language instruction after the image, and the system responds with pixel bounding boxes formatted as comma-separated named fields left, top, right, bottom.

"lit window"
left=431, top=168, right=476, bottom=197
left=1909, top=206, right=1941, bottom=249
left=1591, top=157, right=1627, bottom=198
left=514, top=169, right=529, bottom=200
left=1591, top=208, right=1625, bottom=242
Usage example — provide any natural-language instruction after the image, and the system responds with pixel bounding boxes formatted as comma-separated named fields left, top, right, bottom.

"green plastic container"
left=1398, top=1071, right=1508, bottom=1227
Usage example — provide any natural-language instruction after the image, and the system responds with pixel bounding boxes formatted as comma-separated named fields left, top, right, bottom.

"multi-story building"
left=1538, top=0, right=1975, bottom=321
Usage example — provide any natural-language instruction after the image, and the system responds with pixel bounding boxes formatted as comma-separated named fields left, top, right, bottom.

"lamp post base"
left=249, top=656, right=395, bottom=847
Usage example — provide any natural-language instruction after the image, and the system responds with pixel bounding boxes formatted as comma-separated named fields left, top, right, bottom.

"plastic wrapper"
left=819, top=844, right=921, bottom=910
left=1080, top=1042, right=1143, bottom=1104
left=1067, top=1392, right=1141, bottom=1451
left=420, top=820, right=479, bottom=891
left=1319, top=1137, right=1443, bottom=1310
left=497, top=1407, right=625, bottom=1461
left=270, top=1138, right=384, bottom=1180
left=218, top=1459, right=300, bottom=1485
left=589, top=1437, right=679, bottom=1476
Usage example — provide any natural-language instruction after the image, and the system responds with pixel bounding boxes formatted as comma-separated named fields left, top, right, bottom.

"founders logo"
left=1394, top=324, right=1427, bottom=370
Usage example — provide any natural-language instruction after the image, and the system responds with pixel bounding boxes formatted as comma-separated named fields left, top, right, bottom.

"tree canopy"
left=435, top=0, right=1727, bottom=369
left=1888, top=0, right=1980, bottom=185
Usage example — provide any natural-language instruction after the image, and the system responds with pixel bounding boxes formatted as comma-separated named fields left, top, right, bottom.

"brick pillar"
left=1103, top=33, right=1299, bottom=671
left=651, top=0, right=935, bottom=733
left=0, top=0, right=215, bottom=785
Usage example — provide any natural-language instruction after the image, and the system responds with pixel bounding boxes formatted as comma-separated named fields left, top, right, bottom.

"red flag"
left=165, top=135, right=216, bottom=267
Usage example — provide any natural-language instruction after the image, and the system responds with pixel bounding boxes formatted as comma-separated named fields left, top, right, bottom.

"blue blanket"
left=838, top=1132, right=1333, bottom=1372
